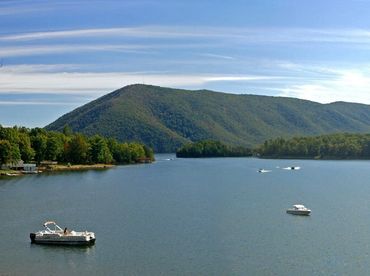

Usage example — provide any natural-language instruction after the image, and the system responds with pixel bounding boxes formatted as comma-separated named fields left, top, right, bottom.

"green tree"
left=18, top=132, right=35, bottom=162
left=0, top=140, right=12, bottom=165
left=128, top=143, right=146, bottom=161
left=143, top=145, right=154, bottom=160
left=67, top=134, right=89, bottom=164
left=115, top=143, right=132, bottom=163
left=31, top=133, right=47, bottom=164
left=176, top=140, right=251, bottom=158
left=45, top=133, right=64, bottom=161
left=89, top=135, right=113, bottom=164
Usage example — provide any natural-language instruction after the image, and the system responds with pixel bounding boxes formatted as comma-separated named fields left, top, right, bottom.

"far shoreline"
left=257, top=155, right=370, bottom=160
left=0, top=159, right=159, bottom=177
left=0, top=164, right=115, bottom=177
left=42, top=164, right=115, bottom=172
left=176, top=154, right=370, bottom=160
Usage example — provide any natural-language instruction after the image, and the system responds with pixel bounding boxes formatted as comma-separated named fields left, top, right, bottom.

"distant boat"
left=258, top=169, right=271, bottom=173
left=286, top=204, right=311, bottom=216
left=30, top=221, right=95, bottom=245
left=22, top=171, right=38, bottom=174
left=5, top=173, right=18, bottom=176
left=283, top=166, right=300, bottom=170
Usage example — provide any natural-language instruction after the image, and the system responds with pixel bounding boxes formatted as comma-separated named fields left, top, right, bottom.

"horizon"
left=2, top=0, right=370, bottom=127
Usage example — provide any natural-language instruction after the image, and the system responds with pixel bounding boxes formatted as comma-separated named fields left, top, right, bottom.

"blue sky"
left=2, top=0, right=370, bottom=127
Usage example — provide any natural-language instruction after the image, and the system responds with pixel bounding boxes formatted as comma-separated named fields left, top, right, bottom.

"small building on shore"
left=23, top=164, right=38, bottom=174
left=1, top=160, right=38, bottom=173
left=1, top=160, right=24, bottom=170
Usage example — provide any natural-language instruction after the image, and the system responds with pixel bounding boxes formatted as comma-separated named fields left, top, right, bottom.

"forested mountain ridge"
left=46, top=84, right=370, bottom=152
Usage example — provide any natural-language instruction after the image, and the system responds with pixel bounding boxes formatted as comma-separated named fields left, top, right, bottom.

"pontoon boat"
left=30, top=221, right=95, bottom=245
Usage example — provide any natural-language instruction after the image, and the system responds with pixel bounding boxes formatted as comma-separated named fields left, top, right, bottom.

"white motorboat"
left=30, top=221, right=95, bottom=245
left=258, top=169, right=271, bottom=173
left=283, top=166, right=300, bottom=170
left=286, top=204, right=311, bottom=216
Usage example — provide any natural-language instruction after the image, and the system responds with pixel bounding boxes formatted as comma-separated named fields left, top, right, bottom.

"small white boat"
left=258, top=169, right=271, bottom=173
left=22, top=171, right=38, bottom=174
left=30, top=221, right=95, bottom=245
left=283, top=166, right=301, bottom=170
left=286, top=204, right=311, bottom=216
left=5, top=173, right=19, bottom=176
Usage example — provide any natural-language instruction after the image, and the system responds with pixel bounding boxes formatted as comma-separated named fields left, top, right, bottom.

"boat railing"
left=43, top=221, right=63, bottom=233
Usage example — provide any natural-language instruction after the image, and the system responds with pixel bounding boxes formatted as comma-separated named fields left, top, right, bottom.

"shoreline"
left=41, top=164, right=115, bottom=172
left=257, top=155, right=370, bottom=160
left=0, top=160, right=156, bottom=177
left=0, top=164, right=115, bottom=177
left=177, top=154, right=370, bottom=160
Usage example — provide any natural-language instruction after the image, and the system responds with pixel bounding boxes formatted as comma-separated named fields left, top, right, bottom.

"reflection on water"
left=30, top=243, right=96, bottom=253
left=25, top=242, right=97, bottom=274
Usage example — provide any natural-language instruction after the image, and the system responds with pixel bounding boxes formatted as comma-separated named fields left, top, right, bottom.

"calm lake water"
left=1, top=154, right=370, bottom=275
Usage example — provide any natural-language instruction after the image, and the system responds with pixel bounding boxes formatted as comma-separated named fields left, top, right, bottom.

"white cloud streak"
left=0, top=68, right=281, bottom=94
left=3, top=63, right=370, bottom=105
left=205, top=76, right=282, bottom=82
left=3, top=26, right=370, bottom=45
left=0, top=44, right=149, bottom=58
left=3, top=26, right=370, bottom=60
left=0, top=101, right=77, bottom=106
left=199, top=53, right=235, bottom=60
left=3, top=26, right=370, bottom=104
left=0, top=26, right=219, bottom=41
left=1, top=64, right=89, bottom=73
left=0, top=4, right=51, bottom=15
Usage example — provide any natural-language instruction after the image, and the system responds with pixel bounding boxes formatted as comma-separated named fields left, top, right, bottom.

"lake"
left=1, top=154, right=370, bottom=275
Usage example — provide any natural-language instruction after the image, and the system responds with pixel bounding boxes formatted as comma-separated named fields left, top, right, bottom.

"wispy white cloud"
left=0, top=100, right=77, bottom=106
left=4, top=25, right=370, bottom=105
left=0, top=0, right=158, bottom=17
left=1, top=64, right=89, bottom=73
left=4, top=26, right=370, bottom=61
left=0, top=67, right=282, bottom=94
left=0, top=26, right=216, bottom=41
left=0, top=44, right=149, bottom=58
left=0, top=42, right=217, bottom=58
left=199, top=53, right=235, bottom=60
left=4, top=26, right=370, bottom=45
left=0, top=3, right=51, bottom=16
left=4, top=61, right=370, bottom=104
left=205, top=76, right=283, bottom=82
left=276, top=69, right=370, bottom=104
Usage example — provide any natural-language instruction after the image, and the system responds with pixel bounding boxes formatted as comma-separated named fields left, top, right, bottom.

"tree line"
left=0, top=125, right=154, bottom=166
left=256, top=133, right=370, bottom=159
left=176, top=133, right=370, bottom=159
left=176, top=140, right=253, bottom=158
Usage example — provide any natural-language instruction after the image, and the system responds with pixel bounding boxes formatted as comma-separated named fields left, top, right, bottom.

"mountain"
left=46, top=84, right=370, bottom=152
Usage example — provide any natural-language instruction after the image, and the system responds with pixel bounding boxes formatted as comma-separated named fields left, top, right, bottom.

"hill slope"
left=46, top=84, right=370, bottom=152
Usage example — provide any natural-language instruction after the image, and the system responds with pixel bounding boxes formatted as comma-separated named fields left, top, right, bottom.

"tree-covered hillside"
left=46, top=84, right=370, bottom=152
left=257, top=133, right=370, bottom=159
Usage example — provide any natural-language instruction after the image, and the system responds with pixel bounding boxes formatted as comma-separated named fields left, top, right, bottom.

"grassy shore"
left=40, top=164, right=115, bottom=171
left=0, top=169, right=22, bottom=176
left=0, top=164, right=115, bottom=177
